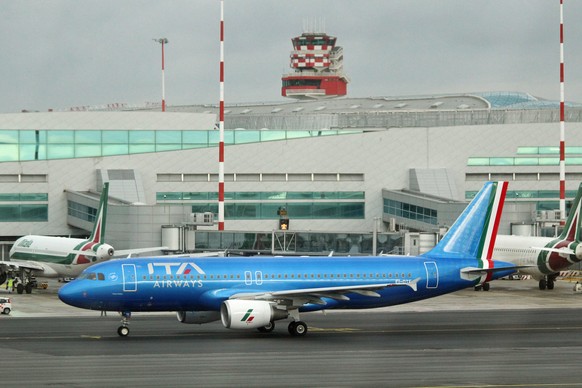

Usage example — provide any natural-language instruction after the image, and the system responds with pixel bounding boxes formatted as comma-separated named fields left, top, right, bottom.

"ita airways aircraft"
left=492, top=182, right=582, bottom=290
left=1, top=182, right=165, bottom=294
left=59, top=181, right=520, bottom=338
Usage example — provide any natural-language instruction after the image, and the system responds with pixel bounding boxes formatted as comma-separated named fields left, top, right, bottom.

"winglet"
left=89, top=182, right=109, bottom=243
left=423, top=181, right=508, bottom=261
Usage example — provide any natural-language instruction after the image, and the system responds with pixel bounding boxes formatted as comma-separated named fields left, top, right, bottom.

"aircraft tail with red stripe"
left=422, top=181, right=508, bottom=263
left=88, top=182, right=109, bottom=244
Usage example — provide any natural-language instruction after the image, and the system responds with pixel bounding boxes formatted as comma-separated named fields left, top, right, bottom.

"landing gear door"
left=122, top=264, right=137, bottom=292
left=423, top=261, right=439, bottom=289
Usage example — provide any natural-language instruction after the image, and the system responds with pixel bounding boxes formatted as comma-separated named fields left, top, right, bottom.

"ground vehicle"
left=0, top=297, right=11, bottom=314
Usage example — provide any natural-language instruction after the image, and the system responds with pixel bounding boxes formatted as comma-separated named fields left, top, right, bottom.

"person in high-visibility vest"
left=6, top=278, right=13, bottom=293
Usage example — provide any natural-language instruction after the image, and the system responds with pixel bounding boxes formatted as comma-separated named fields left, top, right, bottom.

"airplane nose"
left=58, top=282, right=84, bottom=308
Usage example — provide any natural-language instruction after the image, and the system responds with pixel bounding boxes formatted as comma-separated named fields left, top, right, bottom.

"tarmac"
left=1, top=277, right=582, bottom=318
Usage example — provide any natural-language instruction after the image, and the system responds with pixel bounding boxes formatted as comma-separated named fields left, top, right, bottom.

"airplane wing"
left=0, top=259, right=45, bottom=272
left=148, top=251, right=226, bottom=259
left=228, top=279, right=420, bottom=307
left=114, top=246, right=169, bottom=258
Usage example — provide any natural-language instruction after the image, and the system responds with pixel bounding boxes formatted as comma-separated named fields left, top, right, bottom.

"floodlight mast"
left=153, top=38, right=169, bottom=112
left=218, top=0, right=225, bottom=230
left=559, top=0, right=566, bottom=225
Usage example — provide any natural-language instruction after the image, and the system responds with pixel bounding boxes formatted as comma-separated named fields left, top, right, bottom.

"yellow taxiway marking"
left=81, top=335, right=102, bottom=339
left=308, top=327, right=361, bottom=332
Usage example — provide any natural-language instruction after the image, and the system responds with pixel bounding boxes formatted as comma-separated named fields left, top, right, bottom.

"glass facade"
left=465, top=190, right=578, bottom=212
left=467, top=157, right=582, bottom=166
left=517, top=146, right=582, bottom=155
left=68, top=201, right=98, bottom=223
left=0, top=192, right=48, bottom=222
left=193, top=230, right=400, bottom=256
left=469, top=146, right=582, bottom=166
left=383, top=198, right=437, bottom=225
left=158, top=191, right=365, bottom=220
left=0, top=129, right=358, bottom=163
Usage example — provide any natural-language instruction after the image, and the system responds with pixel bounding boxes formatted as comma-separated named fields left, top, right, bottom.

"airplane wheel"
left=258, top=321, right=275, bottom=333
left=539, top=279, right=547, bottom=290
left=547, top=280, right=555, bottom=290
left=482, top=283, right=490, bottom=291
left=25, top=284, right=33, bottom=294
left=288, top=321, right=307, bottom=337
left=474, top=285, right=482, bottom=291
left=117, top=326, right=130, bottom=337
left=16, top=284, right=24, bottom=294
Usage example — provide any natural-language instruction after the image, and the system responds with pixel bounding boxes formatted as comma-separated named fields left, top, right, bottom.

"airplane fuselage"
left=9, top=235, right=114, bottom=277
left=59, top=255, right=516, bottom=313
left=493, top=234, right=582, bottom=279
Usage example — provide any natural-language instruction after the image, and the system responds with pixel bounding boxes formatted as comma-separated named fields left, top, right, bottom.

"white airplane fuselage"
left=493, top=234, right=582, bottom=280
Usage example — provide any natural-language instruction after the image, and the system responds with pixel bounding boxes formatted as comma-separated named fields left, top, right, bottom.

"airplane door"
left=423, top=261, right=439, bottom=289
left=122, top=264, right=137, bottom=292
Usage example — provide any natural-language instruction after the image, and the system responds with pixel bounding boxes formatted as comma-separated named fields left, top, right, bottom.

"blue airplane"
left=59, top=181, right=517, bottom=337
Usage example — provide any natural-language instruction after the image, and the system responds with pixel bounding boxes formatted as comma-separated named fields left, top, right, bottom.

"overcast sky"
left=2, top=0, right=582, bottom=113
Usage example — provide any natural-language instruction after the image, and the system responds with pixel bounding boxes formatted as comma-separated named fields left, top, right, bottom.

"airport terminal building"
left=1, top=91, right=582, bottom=257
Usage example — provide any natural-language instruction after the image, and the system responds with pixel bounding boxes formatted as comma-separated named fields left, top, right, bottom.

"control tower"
left=281, top=31, right=349, bottom=99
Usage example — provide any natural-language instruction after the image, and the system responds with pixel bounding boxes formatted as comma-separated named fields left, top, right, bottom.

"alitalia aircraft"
left=491, top=182, right=582, bottom=290
left=59, top=181, right=520, bottom=337
left=1, top=182, right=164, bottom=294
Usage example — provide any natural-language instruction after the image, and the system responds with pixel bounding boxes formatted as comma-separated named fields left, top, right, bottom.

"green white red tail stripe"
left=477, top=181, right=508, bottom=283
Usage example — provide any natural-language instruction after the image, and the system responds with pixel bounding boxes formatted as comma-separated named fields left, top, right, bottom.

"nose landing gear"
left=117, top=311, right=131, bottom=337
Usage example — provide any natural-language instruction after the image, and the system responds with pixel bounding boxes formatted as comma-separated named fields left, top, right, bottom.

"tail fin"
left=557, top=182, right=582, bottom=242
left=89, top=182, right=109, bottom=243
left=423, top=181, right=508, bottom=260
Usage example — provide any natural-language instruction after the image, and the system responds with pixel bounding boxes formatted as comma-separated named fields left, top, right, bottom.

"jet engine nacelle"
left=220, top=300, right=288, bottom=330
left=176, top=310, right=221, bottom=324
left=95, top=244, right=115, bottom=262
left=575, top=244, right=582, bottom=262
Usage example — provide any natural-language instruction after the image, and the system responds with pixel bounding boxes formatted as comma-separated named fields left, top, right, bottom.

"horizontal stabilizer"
left=531, top=246, right=574, bottom=257
left=460, top=266, right=533, bottom=281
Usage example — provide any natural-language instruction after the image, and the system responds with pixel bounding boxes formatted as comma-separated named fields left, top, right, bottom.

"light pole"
left=153, top=38, right=169, bottom=112
left=218, top=0, right=225, bottom=230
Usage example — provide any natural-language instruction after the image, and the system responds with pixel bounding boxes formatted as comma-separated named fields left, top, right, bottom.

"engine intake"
left=220, top=300, right=288, bottom=330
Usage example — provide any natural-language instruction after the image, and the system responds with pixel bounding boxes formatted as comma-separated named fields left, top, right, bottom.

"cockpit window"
left=79, top=272, right=105, bottom=281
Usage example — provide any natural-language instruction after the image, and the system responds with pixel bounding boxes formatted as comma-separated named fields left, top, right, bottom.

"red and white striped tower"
left=217, top=0, right=225, bottom=230
left=559, top=0, right=566, bottom=224
left=154, top=38, right=169, bottom=112
left=282, top=27, right=349, bottom=99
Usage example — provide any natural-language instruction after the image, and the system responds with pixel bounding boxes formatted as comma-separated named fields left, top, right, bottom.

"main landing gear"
left=288, top=321, right=308, bottom=336
left=256, top=309, right=308, bottom=337
left=474, top=282, right=490, bottom=292
left=256, top=320, right=308, bottom=336
left=117, top=311, right=131, bottom=337
left=539, top=275, right=557, bottom=290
